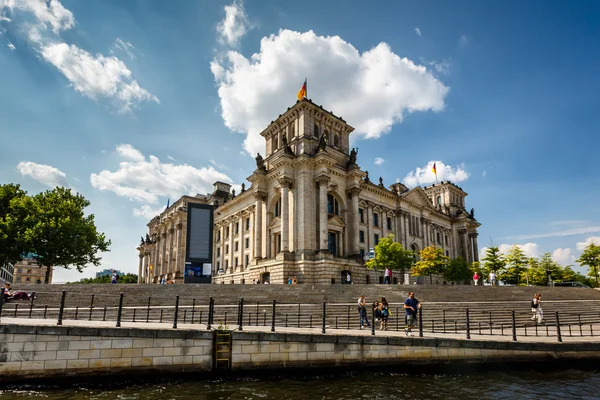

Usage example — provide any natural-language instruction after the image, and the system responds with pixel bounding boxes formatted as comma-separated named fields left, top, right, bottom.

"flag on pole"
left=165, top=198, right=170, bottom=210
left=432, top=163, right=438, bottom=183
left=297, top=78, right=307, bottom=100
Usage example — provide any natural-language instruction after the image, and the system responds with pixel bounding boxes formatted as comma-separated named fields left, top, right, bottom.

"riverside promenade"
left=2, top=285, right=600, bottom=381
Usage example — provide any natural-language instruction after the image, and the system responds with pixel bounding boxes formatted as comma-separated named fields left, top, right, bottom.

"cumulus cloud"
left=552, top=248, right=575, bottom=265
left=374, top=157, right=385, bottom=166
left=576, top=236, right=600, bottom=251
left=402, top=160, right=469, bottom=187
left=17, top=161, right=68, bottom=187
left=40, top=43, right=158, bottom=113
left=7, top=41, right=14, bottom=50
left=133, top=204, right=166, bottom=219
left=1, top=0, right=156, bottom=113
left=414, top=27, right=421, bottom=37
left=211, top=29, right=449, bottom=155
left=90, top=144, right=232, bottom=207
left=216, top=0, right=250, bottom=47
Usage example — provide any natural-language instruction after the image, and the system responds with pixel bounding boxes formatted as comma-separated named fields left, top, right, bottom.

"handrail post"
left=0, top=288, right=5, bottom=323
left=419, top=307, right=423, bottom=337
left=88, top=295, right=95, bottom=321
left=271, top=300, right=276, bottom=332
left=511, top=310, right=517, bottom=341
left=207, top=297, right=213, bottom=330
left=238, top=298, right=244, bottom=331
left=57, top=291, right=66, bottom=326
left=28, top=292, right=36, bottom=319
left=371, top=305, right=375, bottom=336
left=116, top=293, right=124, bottom=328
left=466, top=308, right=471, bottom=339
left=173, top=295, right=180, bottom=329
left=555, top=311, right=563, bottom=343
left=322, top=302, right=326, bottom=334
left=146, top=296, right=151, bottom=323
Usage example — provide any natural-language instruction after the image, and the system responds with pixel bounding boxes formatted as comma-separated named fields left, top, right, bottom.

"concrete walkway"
left=3, top=316, right=599, bottom=344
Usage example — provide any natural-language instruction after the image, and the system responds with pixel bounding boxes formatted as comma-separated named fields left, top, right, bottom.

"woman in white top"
left=531, top=293, right=543, bottom=323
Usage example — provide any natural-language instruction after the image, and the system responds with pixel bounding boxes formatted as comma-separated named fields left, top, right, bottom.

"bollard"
left=146, top=296, right=151, bottom=323
left=116, top=293, right=124, bottom=328
left=443, top=310, right=446, bottom=333
left=556, top=311, right=562, bottom=342
left=88, top=295, right=95, bottom=321
left=207, top=297, right=214, bottom=330
left=511, top=310, right=517, bottom=342
left=371, top=306, right=375, bottom=336
left=57, top=291, right=66, bottom=326
left=191, top=299, right=196, bottom=324
left=271, top=300, right=276, bottom=332
left=489, top=311, right=493, bottom=335
left=160, top=309, right=164, bottom=323
left=28, top=292, right=36, bottom=319
left=578, top=314, right=583, bottom=336
left=133, top=308, right=137, bottom=323
left=43, top=305, right=48, bottom=319
left=238, top=298, right=244, bottom=331
left=173, top=295, right=180, bottom=329
left=419, top=307, right=423, bottom=338
left=0, top=288, right=4, bottom=323
left=322, top=302, right=326, bottom=334
left=103, top=307, right=107, bottom=321
left=74, top=306, right=79, bottom=320
left=465, top=309, right=471, bottom=339
left=14, top=304, right=18, bottom=318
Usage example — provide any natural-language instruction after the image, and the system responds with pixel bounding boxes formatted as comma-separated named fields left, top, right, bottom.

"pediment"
left=402, top=187, right=435, bottom=210
left=328, top=215, right=346, bottom=228
left=268, top=216, right=281, bottom=229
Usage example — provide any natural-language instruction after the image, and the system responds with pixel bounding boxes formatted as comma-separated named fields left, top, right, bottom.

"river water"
left=1, top=367, right=599, bottom=400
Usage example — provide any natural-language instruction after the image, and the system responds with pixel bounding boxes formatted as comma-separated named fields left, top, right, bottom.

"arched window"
left=437, top=195, right=442, bottom=205
left=334, top=134, right=340, bottom=147
left=313, top=124, right=319, bottom=137
left=327, top=193, right=339, bottom=215
left=411, top=244, right=420, bottom=262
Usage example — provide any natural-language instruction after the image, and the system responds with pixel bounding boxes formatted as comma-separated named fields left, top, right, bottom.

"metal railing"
left=2, top=288, right=600, bottom=343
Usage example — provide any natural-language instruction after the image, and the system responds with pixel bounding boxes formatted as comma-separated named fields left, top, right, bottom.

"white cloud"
left=576, top=236, right=600, bottom=251
left=414, top=27, right=421, bottom=37
left=459, top=34, right=469, bottom=47
left=116, top=143, right=145, bottom=162
left=374, top=157, right=385, bottom=165
left=210, top=159, right=229, bottom=170
left=7, top=41, right=15, bottom=50
left=480, top=243, right=540, bottom=261
left=212, top=29, right=449, bottom=155
left=113, top=38, right=136, bottom=60
left=505, top=227, right=600, bottom=241
left=17, top=161, right=68, bottom=187
left=402, top=160, right=469, bottom=187
left=167, top=155, right=176, bottom=161
left=216, top=0, right=250, bottom=47
left=133, top=204, right=165, bottom=219
left=552, top=248, right=575, bottom=265
left=0, top=0, right=75, bottom=33
left=40, top=43, right=158, bottom=113
left=90, top=144, right=232, bottom=205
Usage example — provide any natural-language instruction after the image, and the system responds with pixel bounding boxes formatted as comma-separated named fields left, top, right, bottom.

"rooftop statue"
left=364, top=170, right=371, bottom=183
left=318, top=133, right=328, bottom=151
left=241, top=183, right=246, bottom=193
left=255, top=153, right=267, bottom=171
left=347, top=147, right=357, bottom=166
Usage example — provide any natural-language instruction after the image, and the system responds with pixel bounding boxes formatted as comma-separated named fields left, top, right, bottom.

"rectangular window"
left=359, top=208, right=364, bottom=223
left=436, top=232, right=441, bottom=244
left=373, top=213, right=379, bottom=227
left=235, top=242, right=239, bottom=252
left=245, top=254, right=249, bottom=266
left=235, top=222, right=239, bottom=235
left=245, top=238, right=250, bottom=248
left=216, top=261, right=220, bottom=271
left=217, top=248, right=221, bottom=257
left=216, top=231, right=221, bottom=242
left=445, top=235, right=449, bottom=246
left=277, top=234, right=281, bottom=253
left=387, top=217, right=392, bottom=230
left=225, top=227, right=229, bottom=238
left=359, top=249, right=365, bottom=258
left=234, top=258, right=238, bottom=268
left=246, top=218, right=250, bottom=230
left=225, top=260, right=228, bottom=270
left=359, top=230, right=365, bottom=243
left=446, top=250, right=450, bottom=257
left=328, top=232, right=337, bottom=255
left=374, top=234, right=380, bottom=245
left=225, top=245, right=229, bottom=254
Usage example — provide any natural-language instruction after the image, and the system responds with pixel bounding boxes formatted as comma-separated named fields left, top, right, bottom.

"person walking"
left=530, top=293, right=544, bottom=324
left=473, top=272, right=480, bottom=286
left=357, top=295, right=371, bottom=329
left=346, top=272, right=352, bottom=285
left=380, top=297, right=390, bottom=330
left=111, top=270, right=118, bottom=284
left=404, top=292, right=421, bottom=336
left=384, top=267, right=392, bottom=284
left=489, top=271, right=497, bottom=286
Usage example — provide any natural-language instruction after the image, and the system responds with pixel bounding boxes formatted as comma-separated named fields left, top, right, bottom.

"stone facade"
left=213, top=99, right=480, bottom=285
left=12, top=256, right=52, bottom=284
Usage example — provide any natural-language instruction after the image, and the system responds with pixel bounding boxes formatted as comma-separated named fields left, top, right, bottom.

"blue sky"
left=1, top=0, right=599, bottom=282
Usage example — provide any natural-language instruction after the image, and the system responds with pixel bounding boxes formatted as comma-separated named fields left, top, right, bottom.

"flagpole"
left=305, top=78, right=307, bottom=98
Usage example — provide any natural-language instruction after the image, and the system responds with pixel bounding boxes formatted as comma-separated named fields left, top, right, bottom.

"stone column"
left=176, top=223, right=183, bottom=279
left=161, top=231, right=167, bottom=277
left=382, top=210, right=387, bottom=239
left=473, top=233, right=480, bottom=262
left=229, top=219, right=234, bottom=273
left=279, top=177, right=292, bottom=252
left=316, top=176, right=330, bottom=252
left=253, top=193, right=265, bottom=259
left=239, top=214, right=244, bottom=271
left=348, top=188, right=360, bottom=256
left=249, top=211, right=255, bottom=262
left=367, top=203, right=373, bottom=250
left=138, top=254, right=143, bottom=284
left=403, top=213, right=409, bottom=248
left=460, top=230, right=468, bottom=261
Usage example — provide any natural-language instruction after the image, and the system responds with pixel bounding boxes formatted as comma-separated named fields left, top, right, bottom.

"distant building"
left=12, top=253, right=53, bottom=284
left=138, top=185, right=230, bottom=284
left=96, top=269, right=124, bottom=278
left=1, top=262, right=14, bottom=285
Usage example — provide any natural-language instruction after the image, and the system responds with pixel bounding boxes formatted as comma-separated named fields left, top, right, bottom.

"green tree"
left=537, top=253, right=563, bottom=286
left=412, top=245, right=448, bottom=284
left=0, top=184, right=31, bottom=268
left=559, top=265, right=593, bottom=287
left=481, top=247, right=506, bottom=279
left=443, top=256, right=472, bottom=284
left=22, top=187, right=111, bottom=283
left=500, top=245, right=528, bottom=285
left=69, top=273, right=138, bottom=284
left=576, top=242, right=600, bottom=287
left=365, top=235, right=414, bottom=282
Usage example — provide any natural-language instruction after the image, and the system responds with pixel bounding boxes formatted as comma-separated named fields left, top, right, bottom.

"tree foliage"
left=0, top=185, right=111, bottom=283
left=443, top=256, right=472, bottom=283
left=576, top=242, right=600, bottom=287
left=69, top=273, right=138, bottom=284
left=412, top=246, right=448, bottom=284
left=481, top=246, right=506, bottom=277
left=365, top=235, right=414, bottom=278
left=499, top=245, right=528, bottom=285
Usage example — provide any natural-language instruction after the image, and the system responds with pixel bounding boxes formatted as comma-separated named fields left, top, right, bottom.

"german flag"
left=432, top=162, right=437, bottom=175
left=297, top=79, right=307, bottom=100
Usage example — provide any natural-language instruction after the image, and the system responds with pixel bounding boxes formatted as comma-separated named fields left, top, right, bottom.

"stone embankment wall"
left=2, top=324, right=600, bottom=381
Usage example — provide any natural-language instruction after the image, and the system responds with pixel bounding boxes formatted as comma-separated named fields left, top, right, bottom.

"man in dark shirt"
left=403, top=292, right=421, bottom=336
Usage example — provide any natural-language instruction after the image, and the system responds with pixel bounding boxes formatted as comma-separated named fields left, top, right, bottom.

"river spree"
left=1, top=367, right=599, bottom=400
